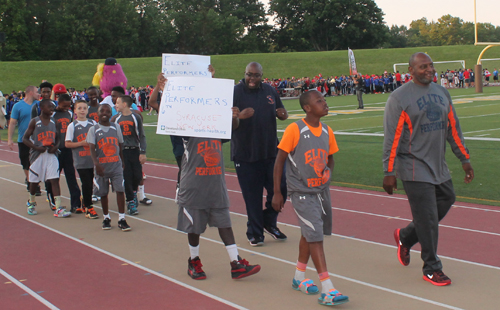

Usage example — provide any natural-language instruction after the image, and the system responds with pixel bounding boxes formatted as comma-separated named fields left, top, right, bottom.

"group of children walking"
left=20, top=76, right=349, bottom=306
left=24, top=84, right=150, bottom=231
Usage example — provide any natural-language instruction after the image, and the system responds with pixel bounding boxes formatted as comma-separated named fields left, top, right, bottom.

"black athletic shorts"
left=18, top=142, right=30, bottom=170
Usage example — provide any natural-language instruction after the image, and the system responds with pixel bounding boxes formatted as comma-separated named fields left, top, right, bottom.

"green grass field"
left=1, top=45, right=500, bottom=91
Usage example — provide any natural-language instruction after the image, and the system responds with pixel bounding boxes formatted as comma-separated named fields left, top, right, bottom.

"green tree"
left=269, top=0, right=388, bottom=51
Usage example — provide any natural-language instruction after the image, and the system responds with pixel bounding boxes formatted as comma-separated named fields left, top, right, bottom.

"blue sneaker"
left=54, top=207, right=71, bottom=218
left=318, top=289, right=349, bottom=306
left=292, top=278, right=319, bottom=295
left=133, top=192, right=139, bottom=207
left=27, top=201, right=37, bottom=215
left=127, top=200, right=138, bottom=215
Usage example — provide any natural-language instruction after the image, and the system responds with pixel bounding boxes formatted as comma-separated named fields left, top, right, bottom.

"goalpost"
left=393, top=60, right=465, bottom=73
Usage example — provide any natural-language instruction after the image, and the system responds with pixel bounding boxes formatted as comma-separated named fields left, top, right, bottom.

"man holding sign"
left=232, top=62, right=289, bottom=246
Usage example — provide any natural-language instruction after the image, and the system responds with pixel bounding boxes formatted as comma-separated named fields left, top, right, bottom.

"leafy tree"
left=269, top=0, right=388, bottom=51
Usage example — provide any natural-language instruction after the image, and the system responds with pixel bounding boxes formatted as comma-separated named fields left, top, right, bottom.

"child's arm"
left=148, top=73, right=167, bottom=112
left=119, top=142, right=124, bottom=169
left=89, top=143, right=104, bottom=176
left=137, top=117, right=147, bottom=164
left=271, top=149, right=288, bottom=212
left=65, top=140, right=88, bottom=148
left=22, top=119, right=45, bottom=153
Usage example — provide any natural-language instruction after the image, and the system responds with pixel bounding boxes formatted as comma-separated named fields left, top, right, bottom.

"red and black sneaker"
left=230, top=256, right=261, bottom=279
left=188, top=257, right=206, bottom=280
left=394, top=229, right=410, bottom=266
left=423, top=270, right=452, bottom=286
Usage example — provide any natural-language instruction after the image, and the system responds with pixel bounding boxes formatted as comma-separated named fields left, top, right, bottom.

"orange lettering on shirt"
left=119, top=120, right=134, bottom=136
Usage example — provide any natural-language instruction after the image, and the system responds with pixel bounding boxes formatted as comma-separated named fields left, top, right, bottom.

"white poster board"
left=162, top=54, right=211, bottom=78
left=156, top=77, right=234, bottom=139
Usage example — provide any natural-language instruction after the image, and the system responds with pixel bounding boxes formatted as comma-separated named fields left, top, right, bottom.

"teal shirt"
left=11, top=100, right=35, bottom=142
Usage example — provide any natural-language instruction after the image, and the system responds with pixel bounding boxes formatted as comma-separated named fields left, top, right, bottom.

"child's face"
left=305, top=92, right=329, bottom=117
left=115, top=97, right=127, bottom=113
left=98, top=104, right=112, bottom=123
left=41, top=102, right=55, bottom=116
left=40, top=87, right=52, bottom=100
left=75, top=102, right=88, bottom=119
left=87, top=89, right=98, bottom=103
left=57, top=100, right=71, bottom=112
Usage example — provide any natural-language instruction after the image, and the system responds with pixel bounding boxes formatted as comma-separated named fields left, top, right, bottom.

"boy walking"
left=177, top=105, right=260, bottom=280
left=65, top=100, right=99, bottom=219
left=272, top=90, right=349, bottom=306
left=23, top=99, right=71, bottom=218
left=112, top=96, right=147, bottom=215
left=87, top=104, right=130, bottom=231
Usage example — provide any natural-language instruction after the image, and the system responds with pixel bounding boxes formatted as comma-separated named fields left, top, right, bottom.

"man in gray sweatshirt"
left=382, top=52, right=474, bottom=286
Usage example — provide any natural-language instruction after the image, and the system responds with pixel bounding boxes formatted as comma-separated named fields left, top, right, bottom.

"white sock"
left=189, top=244, right=200, bottom=259
left=119, top=213, right=125, bottom=220
left=321, top=278, right=334, bottom=294
left=104, top=213, right=111, bottom=220
left=138, top=185, right=145, bottom=200
left=225, top=244, right=239, bottom=262
left=294, top=269, right=306, bottom=282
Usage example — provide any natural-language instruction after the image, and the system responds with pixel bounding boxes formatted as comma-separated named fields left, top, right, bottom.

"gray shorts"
left=93, top=171, right=124, bottom=197
left=290, top=189, right=332, bottom=242
left=177, top=207, right=232, bottom=235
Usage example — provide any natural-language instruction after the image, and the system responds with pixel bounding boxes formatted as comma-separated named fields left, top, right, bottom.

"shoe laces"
left=192, top=259, right=204, bottom=272
left=435, top=271, right=449, bottom=280
left=237, top=258, right=249, bottom=266
left=88, top=208, right=97, bottom=215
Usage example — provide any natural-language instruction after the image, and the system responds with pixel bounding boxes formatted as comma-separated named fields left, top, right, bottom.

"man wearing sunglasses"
left=232, top=62, right=289, bottom=247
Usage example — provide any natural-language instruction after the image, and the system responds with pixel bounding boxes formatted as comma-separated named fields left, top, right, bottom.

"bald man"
left=383, top=52, right=474, bottom=286
left=231, top=62, right=289, bottom=246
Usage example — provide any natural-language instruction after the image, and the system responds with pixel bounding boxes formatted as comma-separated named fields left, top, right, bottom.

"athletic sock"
left=225, top=244, right=239, bottom=262
left=189, top=244, right=200, bottom=259
left=119, top=213, right=125, bottom=221
left=294, top=261, right=307, bottom=282
left=103, top=213, right=111, bottom=220
left=138, top=185, right=145, bottom=200
left=319, top=272, right=335, bottom=294
left=54, top=196, right=61, bottom=209
left=29, top=194, right=36, bottom=204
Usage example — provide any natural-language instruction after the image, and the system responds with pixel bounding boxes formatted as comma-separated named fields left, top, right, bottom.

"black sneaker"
left=187, top=257, right=206, bottom=280
left=118, top=219, right=131, bottom=231
left=264, top=226, right=287, bottom=240
left=423, top=270, right=451, bottom=286
left=231, top=256, right=261, bottom=279
left=394, top=229, right=410, bottom=266
left=102, top=218, right=111, bottom=230
left=248, top=236, right=264, bottom=247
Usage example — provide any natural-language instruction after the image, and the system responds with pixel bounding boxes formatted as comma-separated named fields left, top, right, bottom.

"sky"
left=375, top=0, right=498, bottom=27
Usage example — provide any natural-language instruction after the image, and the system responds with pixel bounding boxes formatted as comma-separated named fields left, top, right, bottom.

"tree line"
left=1, top=0, right=499, bottom=61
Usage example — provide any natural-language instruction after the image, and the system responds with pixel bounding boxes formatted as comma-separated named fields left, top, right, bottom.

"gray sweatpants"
left=399, top=180, right=455, bottom=274
left=356, top=89, right=363, bottom=108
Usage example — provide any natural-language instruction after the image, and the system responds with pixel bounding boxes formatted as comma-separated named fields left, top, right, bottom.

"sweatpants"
left=399, top=180, right=455, bottom=274
left=356, top=89, right=363, bottom=108
left=234, top=158, right=287, bottom=240
left=123, top=148, right=142, bottom=202
left=46, top=148, right=81, bottom=209
left=77, top=168, right=94, bottom=208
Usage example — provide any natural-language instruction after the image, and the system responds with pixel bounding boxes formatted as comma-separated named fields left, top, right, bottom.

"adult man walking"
left=383, top=52, right=474, bottom=286
left=232, top=62, right=288, bottom=246
left=8, top=86, right=41, bottom=193
left=354, top=73, right=364, bottom=109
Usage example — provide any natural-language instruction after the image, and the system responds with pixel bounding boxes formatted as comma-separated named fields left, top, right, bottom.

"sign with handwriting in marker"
left=161, top=54, right=211, bottom=78
left=156, top=77, right=234, bottom=139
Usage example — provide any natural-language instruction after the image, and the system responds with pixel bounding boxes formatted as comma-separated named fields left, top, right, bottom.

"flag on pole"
left=348, top=48, right=357, bottom=75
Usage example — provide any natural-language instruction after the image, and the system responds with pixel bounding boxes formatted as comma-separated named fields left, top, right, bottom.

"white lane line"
left=0, top=268, right=59, bottom=310
left=0, top=207, right=248, bottom=310
left=1, top=157, right=499, bottom=215
left=0, top=208, right=461, bottom=309
left=1, top=175, right=499, bottom=309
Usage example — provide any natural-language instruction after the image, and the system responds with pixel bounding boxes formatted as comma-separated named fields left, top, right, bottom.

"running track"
left=1, top=141, right=499, bottom=309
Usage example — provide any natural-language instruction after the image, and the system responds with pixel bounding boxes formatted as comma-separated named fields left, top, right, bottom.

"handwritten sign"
left=162, top=54, right=211, bottom=78
left=156, top=77, right=234, bottom=139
